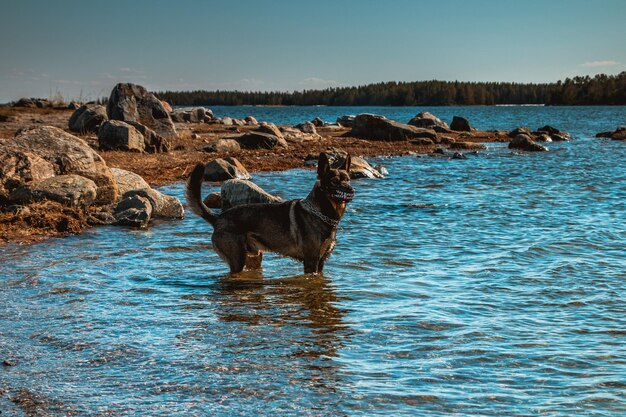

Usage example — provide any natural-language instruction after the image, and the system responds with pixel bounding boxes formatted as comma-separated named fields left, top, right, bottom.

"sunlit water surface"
left=1, top=106, right=626, bottom=416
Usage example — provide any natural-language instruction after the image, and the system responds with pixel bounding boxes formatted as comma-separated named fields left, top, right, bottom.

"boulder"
left=449, top=142, right=487, bottom=151
left=106, top=83, right=177, bottom=139
left=98, top=120, right=145, bottom=152
left=509, top=134, right=548, bottom=152
left=220, top=179, right=282, bottom=210
left=203, top=192, right=222, bottom=209
left=550, top=133, right=571, bottom=142
left=13, top=98, right=37, bottom=108
left=257, top=123, right=285, bottom=140
left=336, top=115, right=355, bottom=127
left=450, top=116, right=472, bottom=132
left=0, top=126, right=117, bottom=204
left=280, top=126, right=320, bottom=143
left=311, top=117, right=325, bottom=127
left=407, top=112, right=449, bottom=129
left=295, top=121, right=317, bottom=134
left=113, top=194, right=153, bottom=228
left=202, top=139, right=241, bottom=153
left=535, top=134, right=553, bottom=142
left=596, top=126, right=626, bottom=140
left=203, top=157, right=251, bottom=182
left=221, top=117, right=233, bottom=126
left=170, top=107, right=212, bottom=123
left=0, top=150, right=56, bottom=199
left=324, top=150, right=383, bottom=179
left=350, top=114, right=438, bottom=141
left=245, top=116, right=258, bottom=125
left=111, top=168, right=183, bottom=219
left=237, top=132, right=289, bottom=149
left=68, top=103, right=108, bottom=133
left=536, top=125, right=560, bottom=135
left=535, top=125, right=571, bottom=141
left=452, top=152, right=467, bottom=160
left=374, top=164, right=389, bottom=176
left=9, top=174, right=97, bottom=207
left=127, top=122, right=170, bottom=153
left=508, top=127, right=532, bottom=138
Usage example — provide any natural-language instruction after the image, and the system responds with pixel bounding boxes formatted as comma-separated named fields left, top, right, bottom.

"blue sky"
left=1, top=0, right=625, bottom=102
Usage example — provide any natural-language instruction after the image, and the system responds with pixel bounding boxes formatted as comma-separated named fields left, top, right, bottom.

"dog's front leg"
left=303, top=256, right=321, bottom=274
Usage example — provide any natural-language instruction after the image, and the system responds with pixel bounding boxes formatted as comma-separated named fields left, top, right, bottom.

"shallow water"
left=1, top=107, right=626, bottom=416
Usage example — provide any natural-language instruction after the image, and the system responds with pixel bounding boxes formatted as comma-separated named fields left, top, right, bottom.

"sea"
left=1, top=106, right=625, bottom=416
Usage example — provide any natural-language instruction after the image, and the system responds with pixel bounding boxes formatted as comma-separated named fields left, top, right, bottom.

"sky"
left=1, top=0, right=625, bottom=102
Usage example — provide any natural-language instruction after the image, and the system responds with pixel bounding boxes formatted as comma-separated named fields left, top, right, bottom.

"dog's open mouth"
left=331, top=188, right=354, bottom=202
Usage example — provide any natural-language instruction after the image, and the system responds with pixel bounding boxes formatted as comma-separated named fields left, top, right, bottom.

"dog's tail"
left=186, top=163, right=218, bottom=226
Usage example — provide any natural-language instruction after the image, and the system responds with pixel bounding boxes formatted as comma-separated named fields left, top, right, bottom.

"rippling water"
left=1, top=107, right=626, bottom=416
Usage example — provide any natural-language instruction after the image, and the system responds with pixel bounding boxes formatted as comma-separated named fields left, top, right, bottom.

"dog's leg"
left=245, top=252, right=263, bottom=270
left=213, top=232, right=247, bottom=273
left=317, top=258, right=326, bottom=272
left=304, top=256, right=321, bottom=274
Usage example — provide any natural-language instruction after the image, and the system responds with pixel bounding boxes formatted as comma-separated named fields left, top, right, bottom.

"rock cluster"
left=350, top=114, right=438, bottom=141
left=596, top=126, right=626, bottom=140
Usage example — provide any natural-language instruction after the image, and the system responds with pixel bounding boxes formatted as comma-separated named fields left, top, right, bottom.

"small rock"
left=509, top=134, right=548, bottom=152
left=336, top=115, right=355, bottom=127
left=202, top=139, right=241, bottom=153
left=450, top=116, right=472, bottom=132
left=374, top=164, right=389, bottom=175
left=68, top=103, right=108, bottom=133
left=191, top=133, right=199, bottom=139
left=449, top=142, right=486, bottom=151
left=2, top=359, right=16, bottom=366
left=311, top=117, right=325, bottom=127
left=245, top=116, right=258, bottom=125
left=203, top=192, right=222, bottom=208
left=408, top=112, right=449, bottom=129
left=113, top=194, right=153, bottom=228
left=452, top=152, right=467, bottom=160
left=237, top=132, right=288, bottom=150
left=295, top=121, right=317, bottom=134
left=203, top=157, right=250, bottom=182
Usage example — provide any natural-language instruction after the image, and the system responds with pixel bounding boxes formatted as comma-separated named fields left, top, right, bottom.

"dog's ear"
left=338, top=154, right=351, bottom=174
left=317, top=153, right=330, bottom=178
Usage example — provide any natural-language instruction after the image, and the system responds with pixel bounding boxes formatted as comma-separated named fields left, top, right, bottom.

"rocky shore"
left=3, top=82, right=609, bottom=245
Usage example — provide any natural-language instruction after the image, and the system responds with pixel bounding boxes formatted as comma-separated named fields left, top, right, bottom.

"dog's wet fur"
left=186, top=153, right=354, bottom=274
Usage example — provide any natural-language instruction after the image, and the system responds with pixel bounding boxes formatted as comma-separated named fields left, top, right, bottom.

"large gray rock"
left=408, top=112, right=449, bottom=129
left=110, top=168, right=183, bottom=219
left=220, top=179, right=283, bottom=210
left=0, top=126, right=117, bottom=204
left=350, top=114, right=438, bottom=141
left=237, top=132, right=289, bottom=149
left=257, top=123, right=285, bottom=140
left=68, top=103, right=108, bottom=133
left=295, top=121, right=317, bottom=134
left=509, top=134, right=548, bottom=152
left=9, top=174, right=97, bottom=207
left=324, top=149, right=383, bottom=179
left=107, top=83, right=177, bottom=139
left=450, top=116, right=472, bottom=132
left=127, top=122, right=170, bottom=153
left=98, top=120, right=145, bottom=152
left=170, top=107, right=213, bottom=123
left=202, top=139, right=241, bottom=153
left=203, top=157, right=251, bottom=182
left=508, top=127, right=532, bottom=138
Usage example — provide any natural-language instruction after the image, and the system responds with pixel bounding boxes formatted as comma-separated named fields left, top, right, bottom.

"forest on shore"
left=156, top=72, right=626, bottom=106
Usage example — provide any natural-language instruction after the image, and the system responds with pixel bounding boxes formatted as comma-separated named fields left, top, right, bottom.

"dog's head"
left=317, top=153, right=355, bottom=203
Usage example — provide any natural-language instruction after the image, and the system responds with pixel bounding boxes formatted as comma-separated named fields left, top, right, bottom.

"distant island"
left=157, top=72, right=626, bottom=106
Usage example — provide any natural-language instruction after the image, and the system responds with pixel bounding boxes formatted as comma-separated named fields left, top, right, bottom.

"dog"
left=186, top=152, right=354, bottom=274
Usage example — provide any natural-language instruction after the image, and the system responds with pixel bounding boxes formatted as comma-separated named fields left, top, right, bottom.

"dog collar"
left=300, top=199, right=341, bottom=228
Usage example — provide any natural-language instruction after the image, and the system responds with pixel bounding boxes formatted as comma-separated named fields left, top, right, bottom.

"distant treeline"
left=156, top=72, right=626, bottom=106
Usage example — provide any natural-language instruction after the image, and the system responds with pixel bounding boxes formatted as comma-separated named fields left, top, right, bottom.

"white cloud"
left=580, top=60, right=619, bottom=68
left=298, top=77, right=340, bottom=88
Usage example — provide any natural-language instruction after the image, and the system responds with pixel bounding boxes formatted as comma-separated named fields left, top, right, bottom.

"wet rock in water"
left=107, top=83, right=177, bottom=139
left=237, top=131, right=288, bottom=149
left=202, top=138, right=241, bottom=153
left=432, top=147, right=446, bottom=155
left=170, top=107, right=212, bottom=123
left=68, top=103, right=108, bottom=133
left=98, top=120, right=145, bottom=152
left=509, top=134, right=548, bottom=152
left=450, top=116, right=472, bottom=132
left=220, top=179, right=283, bottom=209
left=9, top=174, right=98, bottom=207
left=374, top=164, right=389, bottom=176
left=449, top=141, right=487, bottom=151
left=113, top=194, right=153, bottom=228
left=1, top=126, right=117, bottom=204
left=535, top=134, right=553, bottom=142
left=536, top=125, right=561, bottom=135
left=324, top=149, right=383, bottom=179
left=336, top=115, right=356, bottom=127
left=596, top=126, right=626, bottom=140
left=295, top=121, right=317, bottom=134
left=535, top=125, right=572, bottom=141
left=408, top=112, right=449, bottom=130
left=2, top=359, right=16, bottom=366
left=350, top=114, right=438, bottom=141
left=127, top=121, right=170, bottom=153
left=550, top=133, right=571, bottom=142
left=204, top=157, right=251, bottom=181
left=111, top=168, right=183, bottom=219
left=508, top=127, right=532, bottom=138
left=245, top=116, right=258, bottom=125
left=203, top=192, right=222, bottom=208
left=452, top=152, right=467, bottom=160
left=311, top=117, right=325, bottom=127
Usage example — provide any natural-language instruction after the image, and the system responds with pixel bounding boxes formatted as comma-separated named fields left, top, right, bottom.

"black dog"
left=186, top=153, right=354, bottom=274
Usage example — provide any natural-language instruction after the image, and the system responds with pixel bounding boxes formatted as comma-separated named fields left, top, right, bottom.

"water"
left=1, top=106, right=626, bottom=416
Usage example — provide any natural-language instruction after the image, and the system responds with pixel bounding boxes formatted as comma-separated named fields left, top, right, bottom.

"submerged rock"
left=509, top=134, right=548, bottom=152
left=450, top=116, right=472, bottom=132
left=596, top=126, right=626, bottom=140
